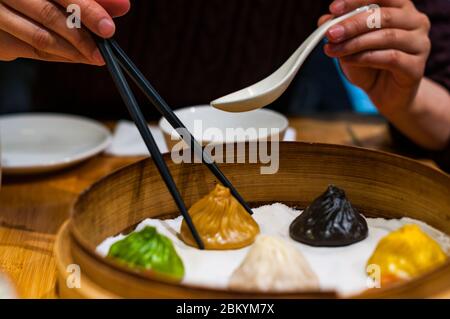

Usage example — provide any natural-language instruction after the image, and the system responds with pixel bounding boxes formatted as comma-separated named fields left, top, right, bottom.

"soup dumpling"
left=367, top=224, right=447, bottom=285
left=229, top=236, right=320, bottom=292
left=180, top=184, right=260, bottom=250
left=290, top=185, right=368, bottom=247
left=108, top=226, right=185, bottom=281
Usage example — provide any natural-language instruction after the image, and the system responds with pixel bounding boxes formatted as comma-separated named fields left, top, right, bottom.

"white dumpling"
left=229, top=236, right=320, bottom=292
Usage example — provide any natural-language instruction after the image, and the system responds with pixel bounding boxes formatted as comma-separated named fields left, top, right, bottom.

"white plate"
left=0, top=113, right=112, bottom=175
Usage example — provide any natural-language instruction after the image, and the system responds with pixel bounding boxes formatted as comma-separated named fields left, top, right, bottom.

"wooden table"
left=0, top=114, right=438, bottom=298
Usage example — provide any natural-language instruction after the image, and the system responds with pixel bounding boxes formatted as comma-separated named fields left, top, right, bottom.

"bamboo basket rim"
left=73, top=141, right=450, bottom=203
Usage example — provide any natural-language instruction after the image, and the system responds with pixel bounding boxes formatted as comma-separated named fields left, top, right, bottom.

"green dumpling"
left=108, top=226, right=185, bottom=281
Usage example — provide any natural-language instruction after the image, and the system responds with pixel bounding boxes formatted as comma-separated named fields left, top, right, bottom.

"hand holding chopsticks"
left=94, top=36, right=254, bottom=250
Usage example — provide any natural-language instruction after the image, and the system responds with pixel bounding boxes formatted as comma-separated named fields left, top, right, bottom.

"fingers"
left=325, top=29, right=428, bottom=57
left=326, top=7, right=424, bottom=43
left=329, top=0, right=407, bottom=16
left=0, top=3, right=96, bottom=63
left=53, top=0, right=116, bottom=38
left=0, top=29, right=72, bottom=62
left=318, top=14, right=333, bottom=27
left=3, top=0, right=100, bottom=64
left=340, top=49, right=425, bottom=85
left=95, top=0, right=131, bottom=17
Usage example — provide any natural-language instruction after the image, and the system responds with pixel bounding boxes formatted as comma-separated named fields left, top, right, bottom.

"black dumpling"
left=290, top=185, right=368, bottom=247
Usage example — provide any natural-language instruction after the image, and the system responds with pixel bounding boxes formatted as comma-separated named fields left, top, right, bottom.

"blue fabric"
left=333, top=59, right=379, bottom=114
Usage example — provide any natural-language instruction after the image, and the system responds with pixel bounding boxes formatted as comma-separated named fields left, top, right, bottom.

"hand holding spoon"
left=211, top=5, right=373, bottom=112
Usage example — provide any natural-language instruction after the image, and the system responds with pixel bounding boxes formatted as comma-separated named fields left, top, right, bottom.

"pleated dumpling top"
left=180, top=184, right=260, bottom=250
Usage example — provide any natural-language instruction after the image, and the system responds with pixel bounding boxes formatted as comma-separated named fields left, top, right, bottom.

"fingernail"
left=98, top=18, right=115, bottom=37
left=328, top=25, right=345, bottom=41
left=92, top=49, right=104, bottom=64
left=331, top=0, right=345, bottom=15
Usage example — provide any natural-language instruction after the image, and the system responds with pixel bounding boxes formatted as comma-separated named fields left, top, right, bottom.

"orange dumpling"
left=180, top=184, right=260, bottom=250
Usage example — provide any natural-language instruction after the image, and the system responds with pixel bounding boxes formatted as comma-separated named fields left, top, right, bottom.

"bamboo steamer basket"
left=55, top=142, right=450, bottom=298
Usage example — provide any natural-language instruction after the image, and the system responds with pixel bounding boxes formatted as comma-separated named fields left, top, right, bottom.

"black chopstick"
left=96, top=38, right=205, bottom=250
left=108, top=39, right=254, bottom=216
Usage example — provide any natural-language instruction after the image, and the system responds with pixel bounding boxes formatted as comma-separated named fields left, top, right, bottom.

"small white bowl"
left=158, top=105, right=289, bottom=149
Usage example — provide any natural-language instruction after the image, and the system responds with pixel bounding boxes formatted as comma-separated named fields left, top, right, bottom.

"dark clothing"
left=391, top=0, right=450, bottom=173
left=28, top=0, right=450, bottom=114
left=415, top=0, right=450, bottom=91
left=32, top=1, right=331, bottom=118
left=390, top=125, right=450, bottom=173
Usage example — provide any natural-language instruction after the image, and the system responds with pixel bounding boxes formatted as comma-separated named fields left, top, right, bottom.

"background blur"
left=0, top=0, right=360, bottom=120
left=1, top=0, right=446, bottom=120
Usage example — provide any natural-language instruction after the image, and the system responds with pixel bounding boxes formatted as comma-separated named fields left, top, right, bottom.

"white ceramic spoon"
left=211, top=5, right=372, bottom=112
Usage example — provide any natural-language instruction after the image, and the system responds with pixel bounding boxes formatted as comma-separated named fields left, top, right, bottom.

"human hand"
left=318, top=0, right=431, bottom=117
left=0, top=0, right=130, bottom=64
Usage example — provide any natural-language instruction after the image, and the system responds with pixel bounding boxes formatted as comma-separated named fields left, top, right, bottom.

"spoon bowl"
left=211, top=5, right=372, bottom=112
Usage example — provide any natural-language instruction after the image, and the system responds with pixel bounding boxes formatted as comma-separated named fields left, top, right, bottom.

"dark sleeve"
left=415, top=0, right=450, bottom=91
left=389, top=1, right=450, bottom=173
left=435, top=147, right=450, bottom=173
left=389, top=125, right=450, bottom=173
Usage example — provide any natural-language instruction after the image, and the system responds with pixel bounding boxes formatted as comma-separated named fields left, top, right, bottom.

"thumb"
left=318, top=14, right=333, bottom=27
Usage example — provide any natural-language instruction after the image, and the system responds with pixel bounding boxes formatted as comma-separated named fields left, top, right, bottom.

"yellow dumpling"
left=180, top=184, right=260, bottom=250
left=367, top=224, right=447, bottom=284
